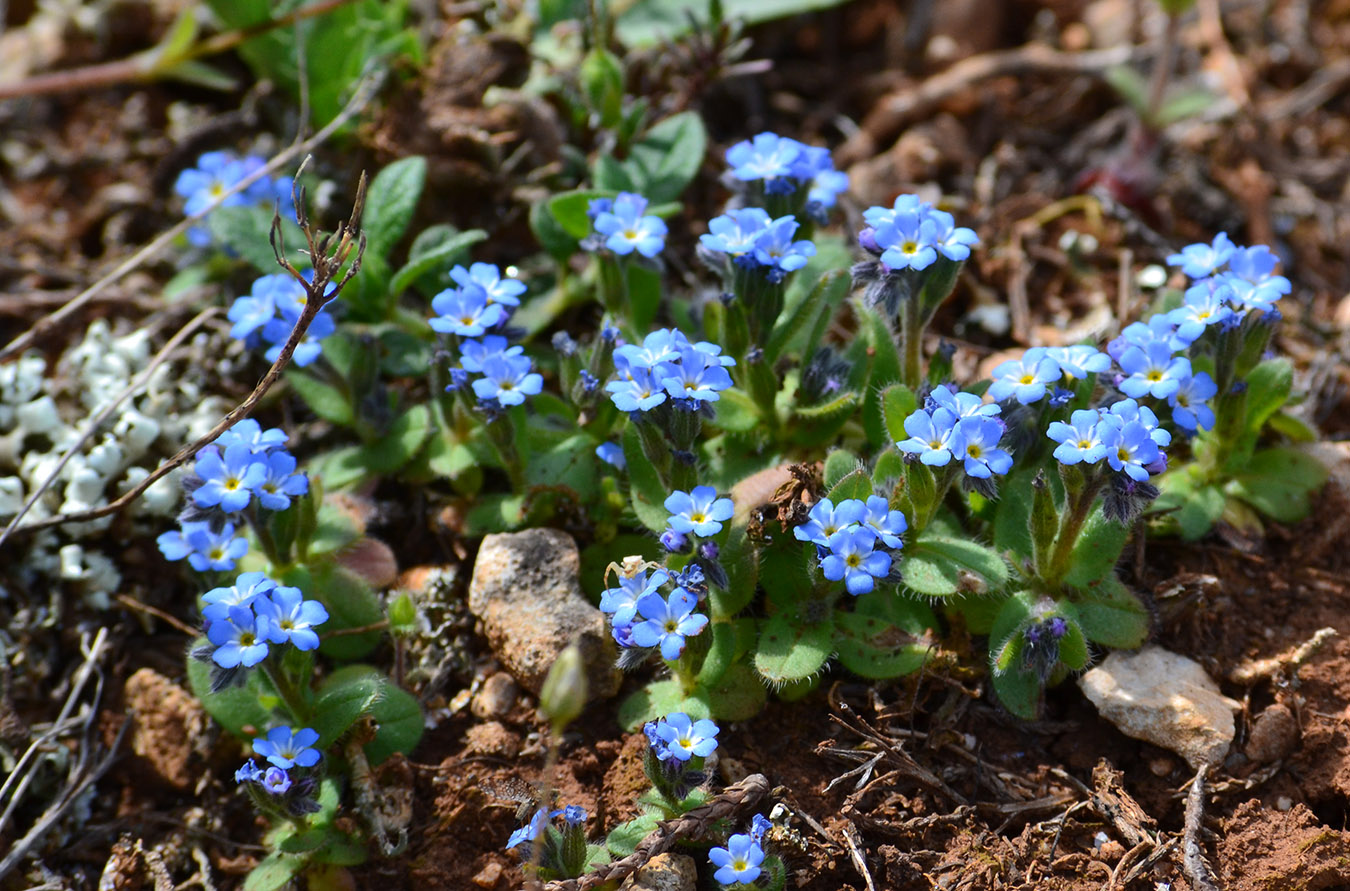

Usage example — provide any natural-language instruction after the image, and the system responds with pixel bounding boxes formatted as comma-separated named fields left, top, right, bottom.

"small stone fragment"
left=1079, top=646, right=1240, bottom=770
left=463, top=721, right=521, bottom=759
left=471, top=672, right=519, bottom=720
left=471, top=860, right=503, bottom=888
left=619, top=853, right=697, bottom=891
left=468, top=528, right=620, bottom=699
left=1245, top=703, right=1299, bottom=763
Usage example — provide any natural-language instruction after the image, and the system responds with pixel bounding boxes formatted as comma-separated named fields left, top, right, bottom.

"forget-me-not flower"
left=206, top=605, right=271, bottom=668
left=862, top=496, right=908, bottom=549
left=593, top=192, right=667, bottom=258
left=252, top=725, right=322, bottom=769
left=1168, top=371, right=1217, bottom=432
left=1046, top=409, right=1108, bottom=465
left=897, top=406, right=961, bottom=466
left=709, top=833, right=766, bottom=886
left=793, top=497, right=866, bottom=547
left=1166, top=232, right=1236, bottom=278
left=255, top=587, right=328, bottom=651
left=654, top=712, right=719, bottom=761
left=192, top=443, right=267, bottom=513
left=821, top=526, right=891, bottom=595
left=951, top=416, right=1013, bottom=478
left=987, top=348, right=1061, bottom=405
left=600, top=568, right=669, bottom=629
left=631, top=588, right=708, bottom=659
left=471, top=355, right=543, bottom=406
left=450, top=263, right=525, bottom=307
left=429, top=285, right=507, bottom=337
left=1117, top=341, right=1191, bottom=400
left=665, top=486, right=734, bottom=537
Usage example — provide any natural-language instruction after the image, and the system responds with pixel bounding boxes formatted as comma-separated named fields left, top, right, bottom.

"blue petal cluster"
left=644, top=712, right=719, bottom=762
left=724, top=132, right=849, bottom=208
left=601, top=566, right=708, bottom=660
left=174, top=150, right=292, bottom=247
left=200, top=571, right=329, bottom=668
left=1046, top=399, right=1171, bottom=480
left=590, top=193, right=668, bottom=257
left=431, top=263, right=523, bottom=336
left=794, top=497, right=906, bottom=595
left=430, top=265, right=542, bottom=411
left=897, top=393, right=1013, bottom=478
left=700, top=209, right=817, bottom=278
left=987, top=346, right=1111, bottom=406
left=1166, top=233, right=1290, bottom=312
left=227, top=273, right=336, bottom=367
left=709, top=832, right=766, bottom=886
left=236, top=725, right=322, bottom=809
left=861, top=194, right=979, bottom=272
left=606, top=329, right=735, bottom=413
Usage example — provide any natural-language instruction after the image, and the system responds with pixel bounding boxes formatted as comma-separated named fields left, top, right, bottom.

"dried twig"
left=1183, top=764, right=1221, bottom=891
left=542, top=773, right=770, bottom=891
left=3, top=174, right=366, bottom=539
left=1228, top=627, right=1336, bottom=685
left=0, top=67, right=380, bottom=364
left=828, top=701, right=968, bottom=806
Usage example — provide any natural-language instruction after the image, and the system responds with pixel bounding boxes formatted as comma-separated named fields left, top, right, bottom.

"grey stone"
left=619, top=853, right=697, bottom=891
left=471, top=671, right=519, bottom=719
left=1080, top=646, right=1240, bottom=769
left=468, top=528, right=620, bottom=699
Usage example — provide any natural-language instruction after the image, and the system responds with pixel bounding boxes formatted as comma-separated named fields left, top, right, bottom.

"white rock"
left=0, top=476, right=24, bottom=515
left=15, top=395, right=61, bottom=434
left=1079, top=646, right=1240, bottom=769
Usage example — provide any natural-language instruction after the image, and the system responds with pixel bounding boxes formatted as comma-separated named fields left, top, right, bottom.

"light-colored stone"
left=1079, top=646, right=1241, bottom=770
left=619, top=853, right=697, bottom=891
left=471, top=672, right=518, bottom=720
left=463, top=721, right=521, bottom=759
left=468, top=528, right=620, bottom=699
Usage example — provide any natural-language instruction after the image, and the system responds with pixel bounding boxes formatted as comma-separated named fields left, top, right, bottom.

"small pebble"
left=619, top=853, right=696, bottom=891
left=463, top=721, right=521, bottom=758
left=471, top=861, right=502, bottom=888
left=1244, top=703, right=1299, bottom=763
left=1276, top=796, right=1293, bottom=811
left=471, top=672, right=518, bottom=720
left=1149, top=757, right=1175, bottom=777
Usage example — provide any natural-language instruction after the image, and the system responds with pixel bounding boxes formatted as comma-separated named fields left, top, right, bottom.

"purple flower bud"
left=699, top=541, right=720, bottom=561
left=661, top=529, right=690, bottom=553
left=446, top=367, right=469, bottom=392
left=552, top=331, right=579, bottom=356
left=857, top=227, right=881, bottom=255
left=579, top=369, right=600, bottom=393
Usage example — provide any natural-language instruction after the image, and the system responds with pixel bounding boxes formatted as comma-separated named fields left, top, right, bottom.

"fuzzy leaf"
left=825, top=468, right=872, bottom=505
left=624, top=111, right=707, bottom=204
left=323, top=666, right=424, bottom=764
left=312, top=672, right=381, bottom=748
left=901, top=535, right=1008, bottom=597
left=689, top=662, right=767, bottom=721
left=1226, top=446, right=1328, bottom=524
left=880, top=384, right=919, bottom=445
left=185, top=641, right=272, bottom=739
left=766, top=268, right=848, bottom=363
left=833, top=595, right=935, bottom=680
left=622, top=424, right=671, bottom=533
left=754, top=614, right=832, bottom=684
left=711, top=388, right=760, bottom=432
left=617, top=678, right=708, bottom=731
left=606, top=814, right=661, bottom=857
left=1071, top=575, right=1150, bottom=649
left=823, top=449, right=859, bottom=490
left=1063, top=511, right=1129, bottom=587
left=364, top=157, right=426, bottom=259
left=242, top=852, right=305, bottom=891
left=389, top=225, right=487, bottom=296
left=207, top=205, right=308, bottom=273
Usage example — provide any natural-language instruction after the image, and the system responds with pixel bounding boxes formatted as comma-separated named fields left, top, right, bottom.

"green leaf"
left=824, top=468, right=872, bottom=505
left=988, top=592, right=1041, bottom=718
left=624, top=111, right=707, bottom=204
left=312, top=672, right=381, bottom=748
left=606, top=814, right=661, bottom=857
left=281, top=563, right=384, bottom=660
left=1063, top=511, right=1129, bottom=587
left=1242, top=358, right=1293, bottom=439
left=766, top=268, right=848, bottom=363
left=389, top=225, right=488, bottom=296
left=711, top=388, right=760, bottom=432
left=791, top=390, right=859, bottom=447
left=833, top=595, right=936, bottom=679
left=1226, top=446, right=1328, bottom=524
left=617, top=678, right=708, bottom=731
left=872, top=448, right=906, bottom=488
left=754, top=614, right=832, bottom=684
left=593, top=154, right=638, bottom=193
left=322, top=666, right=424, bottom=764
left=880, top=384, right=918, bottom=445
left=690, top=662, right=767, bottom=721
left=464, top=493, right=527, bottom=535
left=1156, top=470, right=1227, bottom=540
left=207, top=205, right=308, bottom=274
left=713, top=521, right=759, bottom=617
left=901, top=535, right=1008, bottom=597
left=530, top=196, right=580, bottom=259
left=356, top=404, right=433, bottom=473
left=991, top=466, right=1037, bottom=559
left=1071, top=575, right=1150, bottom=649
left=1156, top=86, right=1218, bottom=127
left=242, top=852, right=305, bottom=891
left=613, top=0, right=852, bottom=46
left=549, top=189, right=612, bottom=240
left=186, top=641, right=272, bottom=739
left=286, top=369, right=354, bottom=427
left=580, top=48, right=625, bottom=128
left=823, top=450, right=859, bottom=490
left=363, top=157, right=426, bottom=259
left=622, top=424, right=670, bottom=533
left=1058, top=612, right=1089, bottom=671
left=861, top=308, right=902, bottom=446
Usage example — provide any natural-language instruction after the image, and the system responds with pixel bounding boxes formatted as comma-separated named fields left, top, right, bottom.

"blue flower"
left=255, top=586, right=328, bottom=651
left=726, top=132, right=801, bottom=183
left=875, top=212, right=940, bottom=272
left=951, top=416, right=1012, bottom=478
left=430, top=285, right=506, bottom=337
left=700, top=208, right=773, bottom=260
left=751, top=216, right=816, bottom=272
left=206, top=605, right=270, bottom=668
left=216, top=419, right=288, bottom=455
left=927, top=208, right=980, bottom=262
left=654, top=712, right=719, bottom=761
left=450, top=263, right=525, bottom=307
left=862, top=496, right=908, bottom=549
left=506, top=808, right=549, bottom=850
left=658, top=348, right=735, bottom=403
left=256, top=451, right=309, bottom=511
left=862, top=194, right=928, bottom=228
left=793, top=497, right=866, bottom=547
left=596, top=442, right=626, bottom=470
left=159, top=521, right=249, bottom=571
left=749, top=813, right=772, bottom=843
left=1168, top=372, right=1217, bottom=432
left=1107, top=398, right=1171, bottom=447
left=1099, top=415, right=1162, bottom=481
left=665, top=486, right=735, bottom=537
left=600, top=568, right=669, bottom=629
left=897, top=407, right=961, bottom=465
left=227, top=275, right=298, bottom=340
left=260, top=766, right=292, bottom=795
left=795, top=144, right=850, bottom=208
left=202, top=572, right=277, bottom=623
left=631, top=588, right=708, bottom=660
left=1225, top=245, right=1290, bottom=310
left=192, top=443, right=267, bottom=513
left=1166, top=232, right=1236, bottom=278
left=459, top=335, right=523, bottom=373
left=252, top=726, right=321, bottom=769
left=235, top=760, right=263, bottom=784
left=928, top=386, right=1000, bottom=418
left=821, top=526, right=891, bottom=595
left=1168, top=280, right=1235, bottom=342
left=987, top=348, right=1061, bottom=405
left=261, top=310, right=335, bottom=367
left=1045, top=344, right=1111, bottom=379
left=562, top=804, right=587, bottom=825
left=1117, top=341, right=1191, bottom=400
left=709, top=833, right=765, bottom=886
left=1047, top=409, right=1108, bottom=465
left=471, top=355, right=543, bottom=406
left=593, top=192, right=667, bottom=258
left=606, top=367, right=668, bottom=413
left=1108, top=315, right=1190, bottom=361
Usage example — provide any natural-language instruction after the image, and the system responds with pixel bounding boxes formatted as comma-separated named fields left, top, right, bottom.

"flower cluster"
left=235, top=725, right=322, bottom=815
left=174, top=150, right=292, bottom=247
left=198, top=571, right=329, bottom=669
left=1046, top=399, right=1171, bottom=481
left=794, top=496, right=907, bottom=595
left=986, top=345, right=1112, bottom=406
left=898, top=388, right=1013, bottom=479
left=644, top=712, right=720, bottom=762
left=506, top=803, right=588, bottom=853
left=606, top=329, right=735, bottom=414
left=226, top=273, right=335, bottom=367
left=600, top=564, right=709, bottom=660
left=662, top=486, right=733, bottom=550
left=587, top=193, right=668, bottom=258
left=699, top=208, right=817, bottom=281
left=157, top=420, right=307, bottom=571
left=1166, top=232, right=1290, bottom=312
left=430, top=263, right=523, bottom=338
left=432, top=265, right=542, bottom=412
left=708, top=814, right=772, bottom=887
left=859, top=194, right=979, bottom=273
left=724, top=132, right=849, bottom=210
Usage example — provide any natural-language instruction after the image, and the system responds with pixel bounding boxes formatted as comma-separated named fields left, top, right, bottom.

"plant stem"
left=262, top=660, right=311, bottom=726
left=1042, top=473, right=1107, bottom=587
left=900, top=283, right=924, bottom=389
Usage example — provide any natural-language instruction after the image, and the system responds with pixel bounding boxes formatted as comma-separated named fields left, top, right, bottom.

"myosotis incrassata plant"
left=164, top=57, right=1323, bottom=884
